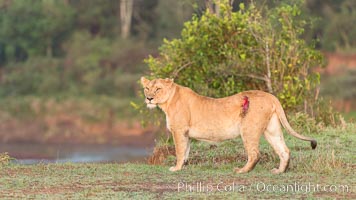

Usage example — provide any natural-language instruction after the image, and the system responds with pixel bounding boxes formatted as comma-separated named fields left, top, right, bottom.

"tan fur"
left=141, top=77, right=317, bottom=174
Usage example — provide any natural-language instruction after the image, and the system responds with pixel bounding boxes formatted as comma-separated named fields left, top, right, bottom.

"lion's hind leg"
left=264, top=113, right=290, bottom=174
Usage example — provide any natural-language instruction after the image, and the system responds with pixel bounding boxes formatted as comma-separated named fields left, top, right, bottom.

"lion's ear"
left=140, top=77, right=150, bottom=87
left=165, top=78, right=174, bottom=82
left=164, top=78, right=174, bottom=86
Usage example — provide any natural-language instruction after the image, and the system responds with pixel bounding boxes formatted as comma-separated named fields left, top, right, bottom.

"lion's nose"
left=147, top=97, right=154, bottom=101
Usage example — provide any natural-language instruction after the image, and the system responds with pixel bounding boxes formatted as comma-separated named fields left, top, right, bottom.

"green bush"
left=312, top=97, right=346, bottom=127
left=0, top=0, right=74, bottom=60
left=0, top=57, right=63, bottom=96
left=63, top=31, right=143, bottom=96
left=145, top=1, right=323, bottom=111
left=0, top=32, right=144, bottom=98
left=288, top=112, right=320, bottom=134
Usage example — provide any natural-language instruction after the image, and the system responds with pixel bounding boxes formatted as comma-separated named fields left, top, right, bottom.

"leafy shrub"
left=63, top=31, right=146, bottom=96
left=0, top=0, right=74, bottom=60
left=288, top=112, right=320, bottom=134
left=63, top=31, right=112, bottom=94
left=312, top=97, right=346, bottom=127
left=145, top=1, right=323, bottom=111
left=0, top=31, right=145, bottom=98
left=0, top=152, right=12, bottom=166
left=0, top=57, right=63, bottom=96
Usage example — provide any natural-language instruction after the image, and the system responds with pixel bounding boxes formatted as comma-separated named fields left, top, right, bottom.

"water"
left=0, top=143, right=152, bottom=164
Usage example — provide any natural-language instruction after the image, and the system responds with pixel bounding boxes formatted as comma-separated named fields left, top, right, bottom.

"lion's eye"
left=144, top=87, right=149, bottom=91
left=155, top=88, right=161, bottom=92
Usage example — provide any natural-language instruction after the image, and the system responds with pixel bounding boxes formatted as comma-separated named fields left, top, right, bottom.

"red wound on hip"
left=241, top=96, right=249, bottom=117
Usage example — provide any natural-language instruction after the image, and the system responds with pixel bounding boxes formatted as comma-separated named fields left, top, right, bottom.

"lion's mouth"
left=146, top=103, right=157, bottom=109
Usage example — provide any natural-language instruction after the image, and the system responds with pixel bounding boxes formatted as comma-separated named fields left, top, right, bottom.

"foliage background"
left=0, top=0, right=354, bottom=144
left=146, top=2, right=323, bottom=112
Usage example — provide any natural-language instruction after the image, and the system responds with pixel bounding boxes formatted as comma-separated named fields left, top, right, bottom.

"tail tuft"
left=311, top=140, right=317, bottom=149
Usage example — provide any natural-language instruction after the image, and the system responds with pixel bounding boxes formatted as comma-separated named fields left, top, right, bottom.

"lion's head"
left=140, top=77, right=174, bottom=109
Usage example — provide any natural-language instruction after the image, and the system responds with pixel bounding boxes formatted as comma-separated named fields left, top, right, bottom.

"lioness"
left=141, top=77, right=317, bottom=174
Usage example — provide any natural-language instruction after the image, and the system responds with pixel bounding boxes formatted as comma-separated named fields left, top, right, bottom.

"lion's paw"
left=271, top=168, right=283, bottom=174
left=234, top=167, right=248, bottom=174
left=169, top=166, right=181, bottom=172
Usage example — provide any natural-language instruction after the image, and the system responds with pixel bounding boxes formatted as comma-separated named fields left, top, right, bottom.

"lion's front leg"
left=169, top=130, right=189, bottom=172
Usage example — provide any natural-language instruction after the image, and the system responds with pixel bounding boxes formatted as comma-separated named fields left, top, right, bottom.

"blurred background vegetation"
left=0, top=0, right=355, bottom=145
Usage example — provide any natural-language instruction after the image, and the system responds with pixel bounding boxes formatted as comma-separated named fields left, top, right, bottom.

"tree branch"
left=265, top=41, right=273, bottom=93
left=236, top=73, right=268, bottom=82
left=172, top=62, right=193, bottom=78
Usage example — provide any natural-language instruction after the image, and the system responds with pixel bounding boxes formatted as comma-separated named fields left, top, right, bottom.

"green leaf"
left=239, top=3, right=245, bottom=11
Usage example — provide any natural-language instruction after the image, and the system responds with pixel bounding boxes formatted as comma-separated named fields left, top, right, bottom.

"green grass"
left=344, top=111, right=356, bottom=122
left=0, top=124, right=355, bottom=199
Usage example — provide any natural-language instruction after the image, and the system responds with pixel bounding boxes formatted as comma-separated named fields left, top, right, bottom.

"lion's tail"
left=274, top=99, right=317, bottom=149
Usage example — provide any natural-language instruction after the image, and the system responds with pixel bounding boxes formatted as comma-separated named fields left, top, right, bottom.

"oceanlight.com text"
left=177, top=181, right=351, bottom=194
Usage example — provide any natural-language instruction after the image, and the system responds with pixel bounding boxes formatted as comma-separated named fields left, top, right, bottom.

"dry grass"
left=0, top=152, right=12, bottom=166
